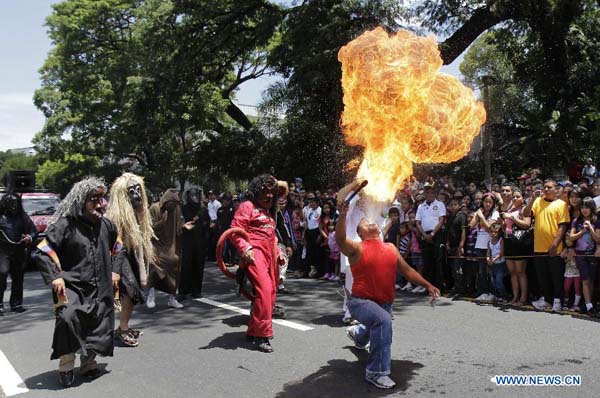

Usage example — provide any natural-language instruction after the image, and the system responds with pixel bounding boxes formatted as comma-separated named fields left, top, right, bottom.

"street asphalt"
left=1, top=265, right=599, bottom=398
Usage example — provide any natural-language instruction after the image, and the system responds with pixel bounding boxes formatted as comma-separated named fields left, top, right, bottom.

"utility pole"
left=481, top=76, right=493, bottom=190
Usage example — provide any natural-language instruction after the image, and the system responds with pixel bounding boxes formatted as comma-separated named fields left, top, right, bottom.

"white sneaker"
left=486, top=294, right=496, bottom=302
left=552, top=300, right=562, bottom=313
left=402, top=283, right=414, bottom=291
left=414, top=286, right=426, bottom=293
left=146, top=288, right=156, bottom=309
left=345, top=325, right=369, bottom=351
left=308, top=266, right=317, bottom=278
left=532, top=298, right=550, bottom=310
left=475, top=293, right=487, bottom=301
left=168, top=296, right=184, bottom=309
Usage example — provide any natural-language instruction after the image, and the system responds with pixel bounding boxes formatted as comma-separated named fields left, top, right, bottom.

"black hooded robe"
left=33, top=216, right=117, bottom=360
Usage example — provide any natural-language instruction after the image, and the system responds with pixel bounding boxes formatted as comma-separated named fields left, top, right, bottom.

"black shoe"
left=59, top=370, right=75, bottom=388
left=272, top=305, right=286, bottom=319
left=254, top=337, right=273, bottom=353
left=0, top=306, right=5, bottom=316
left=191, top=292, right=203, bottom=299
left=11, top=306, right=27, bottom=313
left=81, top=368, right=103, bottom=380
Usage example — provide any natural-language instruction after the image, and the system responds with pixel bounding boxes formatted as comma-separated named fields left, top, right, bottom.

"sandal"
left=116, top=328, right=139, bottom=347
left=126, top=328, right=144, bottom=339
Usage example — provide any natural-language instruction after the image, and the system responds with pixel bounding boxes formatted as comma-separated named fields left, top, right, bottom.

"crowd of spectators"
left=196, top=161, right=600, bottom=318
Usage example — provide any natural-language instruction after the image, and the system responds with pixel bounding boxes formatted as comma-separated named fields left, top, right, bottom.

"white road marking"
left=195, top=297, right=314, bottom=332
left=0, top=350, right=29, bottom=397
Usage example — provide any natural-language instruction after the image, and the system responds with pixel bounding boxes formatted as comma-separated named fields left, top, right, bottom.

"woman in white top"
left=469, top=192, right=500, bottom=301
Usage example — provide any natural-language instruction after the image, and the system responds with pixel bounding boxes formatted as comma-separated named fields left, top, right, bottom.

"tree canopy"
left=33, top=0, right=600, bottom=190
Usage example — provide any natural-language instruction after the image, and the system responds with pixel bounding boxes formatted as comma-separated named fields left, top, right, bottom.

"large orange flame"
left=338, top=28, right=486, bottom=201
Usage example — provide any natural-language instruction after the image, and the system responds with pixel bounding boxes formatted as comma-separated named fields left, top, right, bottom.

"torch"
left=344, top=180, right=369, bottom=204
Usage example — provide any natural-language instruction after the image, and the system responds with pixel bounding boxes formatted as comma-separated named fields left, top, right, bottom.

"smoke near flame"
left=338, top=28, right=486, bottom=201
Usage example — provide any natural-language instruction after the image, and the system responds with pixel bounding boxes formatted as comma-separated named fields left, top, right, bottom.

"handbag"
left=508, top=209, right=533, bottom=249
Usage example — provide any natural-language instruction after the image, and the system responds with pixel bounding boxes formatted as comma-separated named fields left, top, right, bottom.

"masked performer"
left=33, top=177, right=118, bottom=388
left=179, top=188, right=210, bottom=299
left=230, top=175, right=287, bottom=352
left=147, top=189, right=191, bottom=309
left=336, top=180, right=440, bottom=389
left=106, top=173, right=155, bottom=347
left=0, top=192, right=36, bottom=314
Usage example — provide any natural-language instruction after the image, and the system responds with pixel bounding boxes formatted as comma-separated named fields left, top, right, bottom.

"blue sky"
left=0, top=0, right=463, bottom=151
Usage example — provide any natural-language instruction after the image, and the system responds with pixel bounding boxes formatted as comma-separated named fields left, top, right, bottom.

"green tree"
left=34, top=0, right=282, bottom=190
left=419, top=0, right=600, bottom=171
left=36, top=153, right=100, bottom=195
left=262, top=0, right=407, bottom=188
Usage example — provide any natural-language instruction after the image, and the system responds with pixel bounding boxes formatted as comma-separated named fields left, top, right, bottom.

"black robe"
left=113, top=247, right=145, bottom=305
left=33, top=216, right=117, bottom=360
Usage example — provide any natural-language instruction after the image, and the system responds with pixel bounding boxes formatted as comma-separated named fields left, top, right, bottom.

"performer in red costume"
left=230, top=174, right=287, bottom=353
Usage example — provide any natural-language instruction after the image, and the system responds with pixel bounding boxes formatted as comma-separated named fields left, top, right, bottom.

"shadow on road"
left=197, top=331, right=255, bottom=352
left=24, top=363, right=109, bottom=392
left=275, top=347, right=423, bottom=398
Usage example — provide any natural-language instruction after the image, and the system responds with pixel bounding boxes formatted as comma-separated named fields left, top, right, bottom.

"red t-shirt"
left=351, top=239, right=398, bottom=304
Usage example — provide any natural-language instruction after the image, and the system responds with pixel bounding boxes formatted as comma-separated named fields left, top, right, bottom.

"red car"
left=21, top=192, right=61, bottom=239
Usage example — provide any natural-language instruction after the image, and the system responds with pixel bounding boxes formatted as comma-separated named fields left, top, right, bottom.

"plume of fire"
left=338, top=28, right=486, bottom=201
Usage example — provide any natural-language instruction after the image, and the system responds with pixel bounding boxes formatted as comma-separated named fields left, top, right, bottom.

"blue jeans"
left=490, top=262, right=506, bottom=296
left=348, top=297, right=393, bottom=377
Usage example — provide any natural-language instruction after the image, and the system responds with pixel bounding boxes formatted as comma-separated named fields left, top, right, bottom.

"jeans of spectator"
left=476, top=249, right=492, bottom=296
left=0, top=248, right=26, bottom=309
left=490, top=261, right=507, bottom=297
left=448, top=247, right=464, bottom=293
left=304, top=228, right=321, bottom=275
left=420, top=232, right=444, bottom=290
left=575, top=254, right=597, bottom=281
left=348, top=297, right=393, bottom=377
left=534, top=254, right=565, bottom=303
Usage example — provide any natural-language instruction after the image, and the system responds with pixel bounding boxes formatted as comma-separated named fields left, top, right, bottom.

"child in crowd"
left=404, top=213, right=426, bottom=293
left=463, top=211, right=479, bottom=296
left=487, top=222, right=507, bottom=300
left=567, top=197, right=600, bottom=315
left=562, top=249, right=581, bottom=311
left=396, top=222, right=411, bottom=289
left=327, top=220, right=340, bottom=281
left=383, top=207, right=400, bottom=246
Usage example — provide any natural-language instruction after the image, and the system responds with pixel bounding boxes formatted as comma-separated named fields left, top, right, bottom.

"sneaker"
left=146, top=288, right=156, bottom=309
left=395, top=284, right=401, bottom=290
left=414, top=286, right=426, bottom=293
left=475, top=293, right=487, bottom=301
left=321, top=273, right=332, bottom=280
left=401, top=282, right=414, bottom=291
left=308, top=266, right=317, bottom=278
left=332, top=275, right=340, bottom=281
left=254, top=337, right=273, bottom=353
left=532, top=299, right=550, bottom=310
left=569, top=305, right=580, bottom=312
left=345, top=325, right=369, bottom=351
left=486, top=294, right=496, bottom=302
left=168, top=296, right=184, bottom=309
left=552, top=301, right=562, bottom=313
left=365, top=374, right=396, bottom=389
left=328, top=274, right=337, bottom=280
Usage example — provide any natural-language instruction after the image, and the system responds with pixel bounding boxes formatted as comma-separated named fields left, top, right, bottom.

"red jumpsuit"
left=231, top=201, right=278, bottom=338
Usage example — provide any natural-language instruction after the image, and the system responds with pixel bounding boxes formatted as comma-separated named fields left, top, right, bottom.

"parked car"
left=21, top=192, right=60, bottom=241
